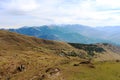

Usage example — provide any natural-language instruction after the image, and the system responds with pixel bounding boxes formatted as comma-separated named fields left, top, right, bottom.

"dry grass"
left=0, top=30, right=120, bottom=80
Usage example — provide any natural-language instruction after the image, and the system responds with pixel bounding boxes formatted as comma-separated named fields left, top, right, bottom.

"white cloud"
left=96, top=0, right=120, bottom=9
left=1, top=0, right=39, bottom=12
left=0, top=0, right=120, bottom=28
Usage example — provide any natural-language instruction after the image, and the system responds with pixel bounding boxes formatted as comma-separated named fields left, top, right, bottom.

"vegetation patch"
left=69, top=43, right=106, bottom=56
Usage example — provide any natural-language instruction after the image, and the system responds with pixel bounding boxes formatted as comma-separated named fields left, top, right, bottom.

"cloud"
left=96, top=0, right=120, bottom=9
left=2, top=0, right=39, bottom=11
left=0, top=0, right=120, bottom=28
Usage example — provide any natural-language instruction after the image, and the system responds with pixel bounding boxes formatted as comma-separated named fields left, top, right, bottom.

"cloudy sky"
left=0, top=0, right=120, bottom=28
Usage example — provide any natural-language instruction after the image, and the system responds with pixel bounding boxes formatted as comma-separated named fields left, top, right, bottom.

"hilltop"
left=0, top=30, right=120, bottom=80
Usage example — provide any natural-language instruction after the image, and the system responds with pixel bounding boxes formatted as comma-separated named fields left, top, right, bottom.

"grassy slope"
left=59, top=61, right=120, bottom=80
left=0, top=30, right=120, bottom=80
left=69, top=43, right=120, bottom=61
left=94, top=43, right=120, bottom=61
left=0, top=30, right=85, bottom=80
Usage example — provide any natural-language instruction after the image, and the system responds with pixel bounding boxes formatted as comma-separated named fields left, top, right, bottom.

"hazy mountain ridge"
left=95, top=26, right=120, bottom=44
left=7, top=24, right=119, bottom=45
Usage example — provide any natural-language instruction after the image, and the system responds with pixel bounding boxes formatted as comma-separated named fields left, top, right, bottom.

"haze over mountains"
left=8, top=24, right=120, bottom=45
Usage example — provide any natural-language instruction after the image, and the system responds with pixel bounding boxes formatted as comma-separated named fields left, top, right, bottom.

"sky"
left=0, top=0, right=120, bottom=28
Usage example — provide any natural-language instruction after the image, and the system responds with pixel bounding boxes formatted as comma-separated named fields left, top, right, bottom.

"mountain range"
left=7, top=24, right=120, bottom=45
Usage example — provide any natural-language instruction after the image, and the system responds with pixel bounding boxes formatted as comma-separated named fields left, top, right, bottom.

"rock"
left=39, top=75, right=46, bottom=80
left=116, top=60, right=120, bottom=62
left=17, top=64, right=25, bottom=72
left=80, top=61, right=90, bottom=64
left=73, top=64, right=79, bottom=66
left=46, top=67, right=60, bottom=76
